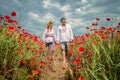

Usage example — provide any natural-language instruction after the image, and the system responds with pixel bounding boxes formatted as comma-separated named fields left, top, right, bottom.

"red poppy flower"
left=70, top=43, right=74, bottom=47
left=13, top=20, right=18, bottom=24
left=77, top=66, right=82, bottom=69
left=93, top=39, right=97, bottom=44
left=7, top=19, right=13, bottom=23
left=86, top=27, right=89, bottom=29
left=0, top=16, right=4, bottom=20
left=96, top=18, right=100, bottom=21
left=33, top=49, right=39, bottom=53
left=32, top=69, right=38, bottom=75
left=78, top=42, right=83, bottom=45
left=89, top=50, right=93, bottom=55
left=8, top=26, right=15, bottom=32
left=94, top=30, right=99, bottom=35
left=113, top=27, right=116, bottom=31
left=20, top=59, right=25, bottom=64
left=62, top=66, right=67, bottom=70
left=101, top=26, right=106, bottom=30
left=40, top=61, right=45, bottom=67
left=32, top=56, right=37, bottom=60
left=27, top=75, right=34, bottom=79
left=106, top=18, right=111, bottom=21
left=11, top=11, right=16, bottom=16
left=118, top=22, right=120, bottom=26
left=96, top=22, right=98, bottom=26
left=17, top=26, right=22, bottom=29
left=20, top=52, right=24, bottom=55
left=80, top=36, right=85, bottom=40
left=75, top=58, right=81, bottom=64
left=107, top=27, right=113, bottom=33
left=30, top=61, right=35, bottom=65
left=101, top=34, right=107, bottom=39
left=5, top=16, right=10, bottom=19
left=48, top=57, right=53, bottom=61
left=33, top=36, right=38, bottom=42
left=78, top=47, right=85, bottom=53
left=86, top=54, right=90, bottom=59
left=92, top=23, right=96, bottom=26
left=78, top=76, right=84, bottom=80
left=70, top=49, right=75, bottom=54
left=85, top=33, right=90, bottom=38
left=92, top=22, right=98, bottom=26
left=116, top=26, right=120, bottom=28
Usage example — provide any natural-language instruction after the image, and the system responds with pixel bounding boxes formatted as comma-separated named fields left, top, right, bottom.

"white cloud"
left=86, top=4, right=92, bottom=7
left=64, top=12, right=72, bottom=18
left=82, top=6, right=87, bottom=10
left=13, top=0, right=22, bottom=7
left=39, top=13, right=57, bottom=23
left=75, top=8, right=87, bottom=14
left=42, top=0, right=60, bottom=8
left=60, top=4, right=71, bottom=12
left=75, top=5, right=104, bottom=15
left=82, top=4, right=92, bottom=10
left=81, top=0, right=88, bottom=4
left=67, top=18, right=86, bottom=28
left=42, top=0, right=71, bottom=12
left=88, top=9, right=99, bottom=14
left=28, top=12, right=40, bottom=20
left=51, top=2, right=61, bottom=9
left=42, top=0, right=50, bottom=8
left=28, top=11, right=57, bottom=24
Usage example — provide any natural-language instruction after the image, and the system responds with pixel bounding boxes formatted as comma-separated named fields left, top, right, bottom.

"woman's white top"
left=42, top=28, right=56, bottom=43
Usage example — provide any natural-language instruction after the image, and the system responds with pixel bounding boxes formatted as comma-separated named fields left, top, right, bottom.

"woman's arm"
left=56, top=27, right=60, bottom=43
left=69, top=25, right=74, bottom=41
left=53, top=29, right=57, bottom=42
left=42, top=29, right=46, bottom=41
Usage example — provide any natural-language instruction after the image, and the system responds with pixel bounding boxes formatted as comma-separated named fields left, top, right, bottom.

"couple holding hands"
left=42, top=18, right=74, bottom=63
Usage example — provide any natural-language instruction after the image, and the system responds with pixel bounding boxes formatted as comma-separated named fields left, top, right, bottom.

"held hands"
left=56, top=41, right=59, bottom=44
left=56, top=41, right=60, bottom=45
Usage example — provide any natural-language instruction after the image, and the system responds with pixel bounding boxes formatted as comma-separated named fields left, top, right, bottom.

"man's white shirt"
left=57, top=24, right=73, bottom=42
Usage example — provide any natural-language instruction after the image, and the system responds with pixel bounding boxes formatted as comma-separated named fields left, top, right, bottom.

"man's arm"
left=56, top=27, right=60, bottom=43
left=69, top=25, right=74, bottom=41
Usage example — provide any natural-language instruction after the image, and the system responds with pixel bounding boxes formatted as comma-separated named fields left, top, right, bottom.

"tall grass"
left=0, top=12, right=120, bottom=80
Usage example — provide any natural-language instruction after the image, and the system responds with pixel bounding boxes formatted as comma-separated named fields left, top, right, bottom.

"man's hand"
left=56, top=42, right=59, bottom=44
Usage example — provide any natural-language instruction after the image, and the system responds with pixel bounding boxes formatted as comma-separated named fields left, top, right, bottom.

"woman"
left=42, top=21, right=56, bottom=52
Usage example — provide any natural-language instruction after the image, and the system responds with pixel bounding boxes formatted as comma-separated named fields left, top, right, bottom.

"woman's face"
left=48, top=23, right=53, bottom=28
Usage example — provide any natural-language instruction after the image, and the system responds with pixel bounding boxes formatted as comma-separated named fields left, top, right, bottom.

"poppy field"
left=0, top=11, right=120, bottom=80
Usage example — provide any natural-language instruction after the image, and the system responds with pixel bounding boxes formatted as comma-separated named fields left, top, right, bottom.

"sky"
left=0, top=0, right=120, bottom=37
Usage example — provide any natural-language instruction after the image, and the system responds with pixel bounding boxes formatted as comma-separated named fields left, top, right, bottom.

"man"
left=57, top=18, right=74, bottom=63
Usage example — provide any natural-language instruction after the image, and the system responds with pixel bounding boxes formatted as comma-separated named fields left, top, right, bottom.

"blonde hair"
left=47, top=21, right=53, bottom=29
